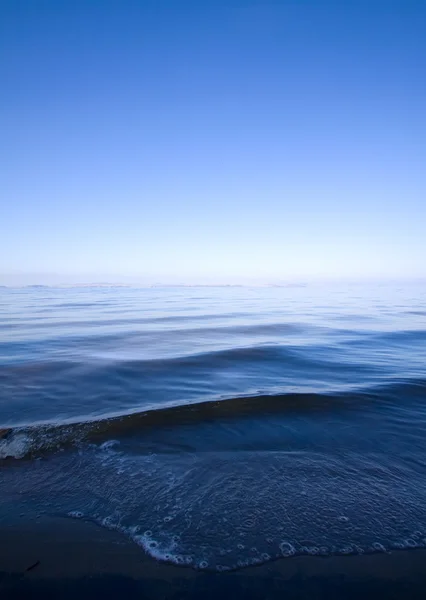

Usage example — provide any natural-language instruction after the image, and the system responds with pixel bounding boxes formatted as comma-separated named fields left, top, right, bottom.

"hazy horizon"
left=1, top=272, right=425, bottom=288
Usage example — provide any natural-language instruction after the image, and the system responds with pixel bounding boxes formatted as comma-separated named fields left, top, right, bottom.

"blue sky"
left=1, top=0, right=425, bottom=284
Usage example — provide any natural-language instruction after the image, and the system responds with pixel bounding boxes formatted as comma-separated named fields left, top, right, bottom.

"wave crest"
left=1, top=378, right=425, bottom=461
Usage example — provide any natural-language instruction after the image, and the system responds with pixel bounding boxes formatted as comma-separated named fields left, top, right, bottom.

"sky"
left=1, top=0, right=425, bottom=285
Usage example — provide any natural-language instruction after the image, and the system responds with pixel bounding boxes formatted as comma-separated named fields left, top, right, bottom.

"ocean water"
left=1, top=282, right=426, bottom=570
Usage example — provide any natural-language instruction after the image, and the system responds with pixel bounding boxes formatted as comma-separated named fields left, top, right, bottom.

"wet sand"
left=1, top=515, right=426, bottom=598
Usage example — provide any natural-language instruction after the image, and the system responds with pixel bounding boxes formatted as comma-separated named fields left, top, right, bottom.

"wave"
left=0, top=311, right=255, bottom=331
left=1, top=378, right=425, bottom=461
left=0, top=336, right=375, bottom=373
left=373, top=329, right=426, bottom=343
left=0, top=343, right=331, bottom=379
left=65, top=510, right=426, bottom=571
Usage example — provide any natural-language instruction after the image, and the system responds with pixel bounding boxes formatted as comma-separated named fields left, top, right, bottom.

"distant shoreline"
left=1, top=278, right=425, bottom=289
left=0, top=283, right=309, bottom=289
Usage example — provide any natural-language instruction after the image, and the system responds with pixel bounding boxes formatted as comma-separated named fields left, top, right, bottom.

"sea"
left=1, top=282, right=426, bottom=572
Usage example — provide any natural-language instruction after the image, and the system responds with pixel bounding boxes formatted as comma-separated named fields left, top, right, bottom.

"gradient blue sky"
left=1, top=0, right=425, bottom=284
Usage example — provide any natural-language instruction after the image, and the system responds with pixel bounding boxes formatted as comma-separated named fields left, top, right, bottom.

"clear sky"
left=1, top=0, right=425, bottom=285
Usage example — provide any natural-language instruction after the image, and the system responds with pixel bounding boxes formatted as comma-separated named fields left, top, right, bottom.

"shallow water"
left=1, top=282, right=426, bottom=570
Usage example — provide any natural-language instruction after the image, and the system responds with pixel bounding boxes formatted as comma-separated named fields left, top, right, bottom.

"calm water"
left=1, top=283, right=426, bottom=570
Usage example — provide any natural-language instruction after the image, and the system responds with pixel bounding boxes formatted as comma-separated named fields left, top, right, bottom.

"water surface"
left=1, top=283, right=426, bottom=570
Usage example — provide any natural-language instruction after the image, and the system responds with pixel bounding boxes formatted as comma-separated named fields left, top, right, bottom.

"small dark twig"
left=25, top=560, right=40, bottom=572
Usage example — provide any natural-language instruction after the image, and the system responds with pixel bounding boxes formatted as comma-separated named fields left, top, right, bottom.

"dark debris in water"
left=25, top=560, right=40, bottom=573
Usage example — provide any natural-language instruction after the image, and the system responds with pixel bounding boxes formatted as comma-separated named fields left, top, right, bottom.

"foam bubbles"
left=102, top=516, right=114, bottom=528
left=279, top=542, right=296, bottom=557
left=99, top=440, right=120, bottom=451
left=132, top=530, right=183, bottom=566
left=0, top=434, right=30, bottom=459
left=67, top=510, right=84, bottom=519
left=372, top=542, right=386, bottom=552
left=339, top=545, right=355, bottom=555
left=216, top=565, right=230, bottom=572
left=57, top=431, right=426, bottom=574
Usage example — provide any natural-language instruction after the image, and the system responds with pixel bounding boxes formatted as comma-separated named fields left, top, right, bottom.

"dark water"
left=1, top=283, right=426, bottom=570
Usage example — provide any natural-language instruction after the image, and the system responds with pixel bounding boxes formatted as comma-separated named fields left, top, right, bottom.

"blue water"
left=1, top=282, right=426, bottom=570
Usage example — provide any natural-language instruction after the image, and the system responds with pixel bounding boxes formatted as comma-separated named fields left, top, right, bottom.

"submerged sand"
left=1, top=515, right=426, bottom=598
